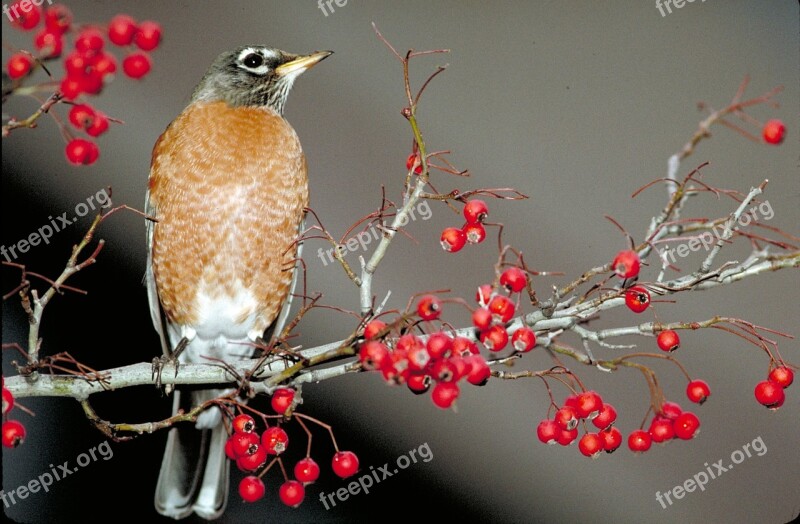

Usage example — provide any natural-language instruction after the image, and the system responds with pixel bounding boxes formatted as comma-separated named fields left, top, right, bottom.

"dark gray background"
left=3, top=1, right=798, bottom=523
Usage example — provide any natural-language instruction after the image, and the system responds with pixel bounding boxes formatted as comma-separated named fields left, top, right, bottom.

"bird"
left=145, top=45, right=331, bottom=520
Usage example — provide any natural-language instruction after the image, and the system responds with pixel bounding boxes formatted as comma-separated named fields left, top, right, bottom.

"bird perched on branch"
left=145, top=45, right=331, bottom=520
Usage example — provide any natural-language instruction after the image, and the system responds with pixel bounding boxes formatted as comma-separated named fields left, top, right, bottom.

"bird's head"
left=191, top=46, right=332, bottom=114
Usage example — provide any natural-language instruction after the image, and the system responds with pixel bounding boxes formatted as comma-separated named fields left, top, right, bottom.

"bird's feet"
left=151, top=336, right=189, bottom=392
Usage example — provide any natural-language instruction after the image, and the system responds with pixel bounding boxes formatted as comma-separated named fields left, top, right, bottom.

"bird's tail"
left=155, top=389, right=230, bottom=520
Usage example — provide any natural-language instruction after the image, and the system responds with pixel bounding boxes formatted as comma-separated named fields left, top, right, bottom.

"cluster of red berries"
left=226, top=388, right=359, bottom=507
left=6, top=3, right=161, bottom=165
left=537, top=390, right=704, bottom=457
left=472, top=267, right=536, bottom=353
left=440, top=199, right=489, bottom=252
left=754, top=365, right=794, bottom=410
left=762, top=119, right=786, bottom=145
left=631, top=401, right=702, bottom=452
left=358, top=301, right=493, bottom=409
left=2, top=377, right=25, bottom=448
left=536, top=391, right=622, bottom=457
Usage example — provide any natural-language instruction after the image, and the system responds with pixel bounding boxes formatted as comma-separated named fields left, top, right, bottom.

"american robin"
left=145, top=45, right=331, bottom=520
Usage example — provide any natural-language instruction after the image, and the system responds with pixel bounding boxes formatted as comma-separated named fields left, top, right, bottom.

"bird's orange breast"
left=148, top=101, right=308, bottom=333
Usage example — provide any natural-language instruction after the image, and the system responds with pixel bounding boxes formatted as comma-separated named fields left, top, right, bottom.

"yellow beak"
left=275, top=51, right=333, bottom=77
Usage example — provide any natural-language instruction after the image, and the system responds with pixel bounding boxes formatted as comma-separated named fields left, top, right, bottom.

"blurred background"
left=2, top=1, right=798, bottom=523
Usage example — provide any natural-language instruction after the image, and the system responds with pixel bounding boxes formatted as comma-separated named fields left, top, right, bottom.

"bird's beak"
left=275, top=51, right=333, bottom=77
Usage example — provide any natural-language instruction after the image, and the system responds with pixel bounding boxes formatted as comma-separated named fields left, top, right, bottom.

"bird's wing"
left=261, top=216, right=305, bottom=346
left=145, top=160, right=171, bottom=358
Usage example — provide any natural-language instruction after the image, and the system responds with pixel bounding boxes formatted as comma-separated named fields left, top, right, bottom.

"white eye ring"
left=237, top=47, right=278, bottom=75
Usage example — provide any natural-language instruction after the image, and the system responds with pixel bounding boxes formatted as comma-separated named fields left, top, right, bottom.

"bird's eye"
left=243, top=53, right=263, bottom=69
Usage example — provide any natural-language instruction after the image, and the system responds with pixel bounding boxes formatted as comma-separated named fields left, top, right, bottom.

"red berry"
left=575, top=390, right=604, bottom=420
left=488, top=295, right=515, bottom=323
left=65, top=139, right=99, bottom=165
left=406, top=345, right=430, bottom=371
left=108, top=15, right=138, bottom=46
left=236, top=446, right=267, bottom=471
left=232, top=414, right=256, bottom=434
left=238, top=476, right=265, bottom=503
left=463, top=199, right=488, bottom=224
left=440, top=227, right=466, bottom=252
left=85, top=112, right=109, bottom=137
left=122, top=52, right=152, bottom=79
left=563, top=394, right=580, bottom=410
left=628, top=429, right=652, bottom=453
left=686, top=379, right=711, bottom=404
left=9, top=2, right=41, bottom=30
left=331, top=451, right=359, bottom=478
left=416, top=295, right=442, bottom=321
left=659, top=401, right=683, bottom=420
left=34, top=29, right=63, bottom=58
left=754, top=380, right=785, bottom=409
left=134, top=21, right=162, bottom=51
left=536, top=419, right=560, bottom=445
left=93, top=53, right=118, bottom=77
left=557, top=427, right=578, bottom=446
left=431, top=381, right=460, bottom=409
left=511, top=327, right=536, bottom=352
left=656, top=330, right=680, bottom=352
left=463, top=223, right=486, bottom=244
left=294, top=457, right=320, bottom=484
left=592, top=403, right=617, bottom=430
left=475, top=284, right=493, bottom=307
left=44, top=5, right=72, bottom=34
left=75, top=28, right=105, bottom=53
left=453, top=336, right=479, bottom=356
left=601, top=427, right=623, bottom=453
left=578, top=433, right=604, bottom=458
left=261, top=427, right=289, bottom=455
left=358, top=340, right=390, bottom=371
left=59, top=75, right=84, bottom=100
left=768, top=366, right=794, bottom=389
left=380, top=358, right=408, bottom=385
left=2, top=420, right=26, bottom=448
left=555, top=406, right=579, bottom=431
left=762, top=119, right=786, bottom=145
left=271, top=388, right=295, bottom=415
left=472, top=307, right=492, bottom=330
left=612, top=250, right=641, bottom=279
left=63, top=52, right=91, bottom=76
left=279, top=480, right=305, bottom=508
left=648, top=417, right=675, bottom=443
left=224, top=437, right=238, bottom=461
left=7, top=53, right=33, bottom=80
left=464, top=355, right=491, bottom=386
left=429, top=358, right=458, bottom=383
left=363, top=319, right=386, bottom=340
left=500, top=267, right=528, bottom=293
left=406, top=373, right=432, bottom=394
left=2, top=388, right=14, bottom=415
left=426, top=332, right=453, bottom=359
left=673, top=412, right=700, bottom=440
left=230, top=431, right=259, bottom=456
left=624, top=285, right=650, bottom=313
left=480, top=325, right=508, bottom=352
